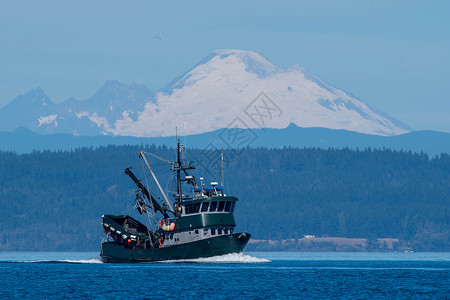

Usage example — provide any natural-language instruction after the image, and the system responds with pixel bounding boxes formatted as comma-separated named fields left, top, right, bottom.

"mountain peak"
left=24, top=86, right=45, bottom=97
left=209, top=49, right=279, bottom=77
left=162, top=49, right=280, bottom=94
left=12, top=87, right=53, bottom=107
left=94, top=80, right=127, bottom=96
left=103, top=80, right=126, bottom=88
left=91, top=80, right=154, bottom=102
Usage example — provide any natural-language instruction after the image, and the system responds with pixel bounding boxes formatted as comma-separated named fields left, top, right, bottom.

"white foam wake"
left=161, top=252, right=270, bottom=263
left=12, top=253, right=269, bottom=264
left=58, top=258, right=103, bottom=264
left=16, top=258, right=103, bottom=264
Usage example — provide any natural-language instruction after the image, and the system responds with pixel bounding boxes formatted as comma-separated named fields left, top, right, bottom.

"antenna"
left=221, top=152, right=224, bottom=187
left=184, top=122, right=187, bottom=160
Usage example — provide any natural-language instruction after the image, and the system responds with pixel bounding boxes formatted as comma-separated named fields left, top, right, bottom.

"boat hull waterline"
left=100, top=232, right=251, bottom=263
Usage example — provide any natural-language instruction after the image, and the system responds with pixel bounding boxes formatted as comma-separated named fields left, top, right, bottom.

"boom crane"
left=124, top=167, right=170, bottom=219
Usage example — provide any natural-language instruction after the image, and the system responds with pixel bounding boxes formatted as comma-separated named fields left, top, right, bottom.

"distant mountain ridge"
left=0, top=49, right=411, bottom=137
left=1, top=125, right=448, bottom=156
left=0, top=81, right=155, bottom=136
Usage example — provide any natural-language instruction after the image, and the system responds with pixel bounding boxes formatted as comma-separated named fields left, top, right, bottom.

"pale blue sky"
left=1, top=0, right=449, bottom=132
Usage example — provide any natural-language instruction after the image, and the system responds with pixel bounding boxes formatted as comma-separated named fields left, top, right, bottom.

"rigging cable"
left=141, top=158, right=157, bottom=239
left=141, top=151, right=172, bottom=164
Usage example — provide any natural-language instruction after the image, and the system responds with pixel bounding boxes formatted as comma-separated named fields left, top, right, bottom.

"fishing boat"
left=100, top=141, right=251, bottom=263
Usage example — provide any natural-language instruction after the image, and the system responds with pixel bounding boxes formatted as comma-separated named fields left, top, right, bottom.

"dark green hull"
left=100, top=232, right=251, bottom=263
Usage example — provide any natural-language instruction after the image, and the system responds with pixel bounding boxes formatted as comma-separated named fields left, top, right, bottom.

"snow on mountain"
left=0, top=50, right=410, bottom=137
left=0, top=87, right=56, bottom=132
left=110, top=49, right=411, bottom=137
left=38, top=114, right=58, bottom=127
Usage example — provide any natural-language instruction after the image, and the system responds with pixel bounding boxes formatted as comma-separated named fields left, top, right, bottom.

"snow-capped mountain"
left=0, top=50, right=410, bottom=136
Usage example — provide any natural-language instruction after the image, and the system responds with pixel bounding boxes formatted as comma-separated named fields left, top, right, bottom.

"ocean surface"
left=1, top=252, right=449, bottom=299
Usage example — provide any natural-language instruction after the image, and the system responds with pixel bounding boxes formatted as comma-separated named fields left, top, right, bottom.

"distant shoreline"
left=246, top=237, right=411, bottom=252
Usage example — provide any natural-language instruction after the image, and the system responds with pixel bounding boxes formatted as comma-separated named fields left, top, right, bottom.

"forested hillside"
left=0, top=146, right=449, bottom=251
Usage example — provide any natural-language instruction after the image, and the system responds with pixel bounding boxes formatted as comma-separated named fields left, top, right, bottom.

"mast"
left=176, top=140, right=182, bottom=203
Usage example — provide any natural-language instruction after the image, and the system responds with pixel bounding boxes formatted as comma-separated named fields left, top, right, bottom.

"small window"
left=209, top=201, right=217, bottom=212
left=224, top=228, right=228, bottom=235
left=201, top=202, right=209, bottom=212
left=218, top=228, right=222, bottom=235
left=185, top=203, right=201, bottom=214
left=211, top=228, right=216, bottom=235
left=230, top=202, right=235, bottom=212
left=217, top=201, right=225, bottom=212
left=224, top=201, right=231, bottom=212
left=204, top=229, right=208, bottom=236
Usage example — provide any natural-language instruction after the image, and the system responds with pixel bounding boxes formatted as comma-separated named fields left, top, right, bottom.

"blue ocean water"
left=1, top=252, right=449, bottom=299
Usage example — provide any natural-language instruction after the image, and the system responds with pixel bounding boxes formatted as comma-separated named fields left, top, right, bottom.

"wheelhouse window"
left=209, top=201, right=217, bottom=212
left=201, top=202, right=209, bottom=212
left=185, top=203, right=200, bottom=214
left=211, top=228, right=216, bottom=235
left=217, top=201, right=225, bottom=212
left=224, top=201, right=231, bottom=212
left=230, top=202, right=235, bottom=212
left=218, top=228, right=223, bottom=235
